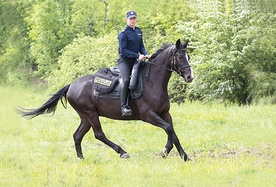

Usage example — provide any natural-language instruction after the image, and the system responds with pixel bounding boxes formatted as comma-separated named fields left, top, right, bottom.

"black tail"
left=18, top=84, right=71, bottom=119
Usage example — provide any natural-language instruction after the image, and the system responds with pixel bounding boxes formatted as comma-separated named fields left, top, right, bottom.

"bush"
left=48, top=32, right=118, bottom=91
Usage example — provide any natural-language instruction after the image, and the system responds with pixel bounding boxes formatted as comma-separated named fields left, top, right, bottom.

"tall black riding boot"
left=120, top=83, right=132, bottom=116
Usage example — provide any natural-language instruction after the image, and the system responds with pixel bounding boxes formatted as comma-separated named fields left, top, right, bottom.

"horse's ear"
left=183, top=39, right=189, bottom=48
left=175, top=39, right=181, bottom=49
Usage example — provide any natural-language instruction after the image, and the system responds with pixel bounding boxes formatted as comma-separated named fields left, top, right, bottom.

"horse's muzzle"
left=184, top=72, right=194, bottom=83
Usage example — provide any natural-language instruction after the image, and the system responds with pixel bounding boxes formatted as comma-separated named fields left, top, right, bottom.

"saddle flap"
left=94, top=68, right=118, bottom=93
left=93, top=67, right=143, bottom=100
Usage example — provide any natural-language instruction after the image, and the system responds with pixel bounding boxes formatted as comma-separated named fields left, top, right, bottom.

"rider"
left=118, top=10, right=150, bottom=116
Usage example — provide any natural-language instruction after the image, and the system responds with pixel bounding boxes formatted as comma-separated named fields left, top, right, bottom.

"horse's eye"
left=178, top=55, right=184, bottom=59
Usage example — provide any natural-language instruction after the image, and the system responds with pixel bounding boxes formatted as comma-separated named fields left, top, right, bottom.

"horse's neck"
left=144, top=52, right=172, bottom=89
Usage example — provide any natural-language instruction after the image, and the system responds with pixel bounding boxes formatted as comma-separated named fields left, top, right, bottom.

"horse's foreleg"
left=88, top=114, right=130, bottom=158
left=143, top=111, right=189, bottom=161
left=160, top=113, right=174, bottom=158
left=160, top=138, right=173, bottom=158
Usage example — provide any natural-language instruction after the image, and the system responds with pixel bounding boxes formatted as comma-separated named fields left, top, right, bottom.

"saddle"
left=93, top=66, right=143, bottom=99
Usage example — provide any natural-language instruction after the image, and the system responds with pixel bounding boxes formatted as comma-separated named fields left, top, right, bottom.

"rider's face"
left=126, top=17, right=137, bottom=28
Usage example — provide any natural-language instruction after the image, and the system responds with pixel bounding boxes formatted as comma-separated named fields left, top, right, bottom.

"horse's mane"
left=150, top=43, right=173, bottom=60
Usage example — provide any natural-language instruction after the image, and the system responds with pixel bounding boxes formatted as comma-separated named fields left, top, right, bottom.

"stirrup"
left=121, top=105, right=132, bottom=116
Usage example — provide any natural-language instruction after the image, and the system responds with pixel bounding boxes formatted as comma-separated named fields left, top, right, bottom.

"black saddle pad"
left=93, top=67, right=143, bottom=99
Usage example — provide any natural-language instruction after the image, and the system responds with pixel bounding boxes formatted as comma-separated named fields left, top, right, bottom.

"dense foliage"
left=0, top=0, right=275, bottom=104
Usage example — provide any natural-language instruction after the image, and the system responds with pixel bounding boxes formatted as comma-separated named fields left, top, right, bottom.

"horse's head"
left=171, top=39, right=194, bottom=83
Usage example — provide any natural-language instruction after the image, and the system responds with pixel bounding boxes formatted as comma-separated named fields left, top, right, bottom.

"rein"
left=145, top=47, right=191, bottom=75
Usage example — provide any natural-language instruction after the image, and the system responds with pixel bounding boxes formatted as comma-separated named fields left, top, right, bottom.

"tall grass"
left=0, top=86, right=275, bottom=186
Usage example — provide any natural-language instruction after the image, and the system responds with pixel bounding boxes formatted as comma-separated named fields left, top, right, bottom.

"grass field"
left=0, top=85, right=275, bottom=186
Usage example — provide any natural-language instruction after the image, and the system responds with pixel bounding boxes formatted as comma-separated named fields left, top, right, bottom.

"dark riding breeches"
left=118, top=58, right=135, bottom=86
left=118, top=58, right=136, bottom=106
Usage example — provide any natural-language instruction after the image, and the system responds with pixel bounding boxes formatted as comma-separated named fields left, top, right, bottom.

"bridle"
left=146, top=46, right=191, bottom=75
left=171, top=48, right=191, bottom=75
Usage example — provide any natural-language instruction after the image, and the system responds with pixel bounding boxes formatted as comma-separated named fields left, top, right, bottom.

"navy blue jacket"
left=118, top=25, right=147, bottom=60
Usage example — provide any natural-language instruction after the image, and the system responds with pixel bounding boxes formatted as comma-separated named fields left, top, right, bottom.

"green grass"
left=0, top=85, right=275, bottom=186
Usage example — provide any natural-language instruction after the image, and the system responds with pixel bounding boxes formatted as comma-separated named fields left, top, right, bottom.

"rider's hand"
left=138, top=54, right=145, bottom=60
left=144, top=54, right=151, bottom=59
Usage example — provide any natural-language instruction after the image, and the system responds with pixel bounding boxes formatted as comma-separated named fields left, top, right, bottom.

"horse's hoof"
left=183, top=155, right=191, bottom=161
left=77, top=155, right=84, bottom=159
left=187, top=157, right=192, bottom=161
left=159, top=148, right=168, bottom=158
left=120, top=153, right=131, bottom=159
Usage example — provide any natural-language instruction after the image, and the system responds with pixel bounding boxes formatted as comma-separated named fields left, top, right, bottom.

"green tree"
left=0, top=0, right=33, bottom=85
left=25, top=0, right=73, bottom=77
left=183, top=0, right=276, bottom=104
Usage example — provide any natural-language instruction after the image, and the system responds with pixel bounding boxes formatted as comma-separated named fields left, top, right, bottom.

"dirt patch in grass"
left=187, top=144, right=275, bottom=166
left=163, top=144, right=275, bottom=167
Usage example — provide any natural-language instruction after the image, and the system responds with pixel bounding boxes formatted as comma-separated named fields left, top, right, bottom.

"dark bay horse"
left=19, top=39, right=194, bottom=161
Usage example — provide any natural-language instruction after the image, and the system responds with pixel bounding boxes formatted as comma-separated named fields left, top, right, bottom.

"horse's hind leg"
left=87, top=113, right=130, bottom=158
left=73, top=118, right=91, bottom=159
